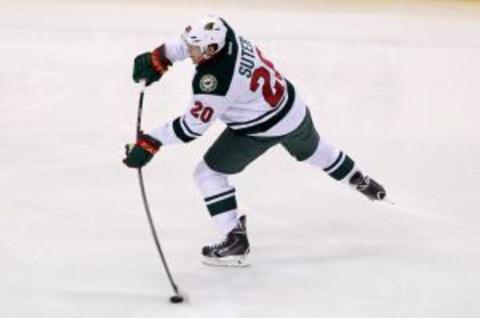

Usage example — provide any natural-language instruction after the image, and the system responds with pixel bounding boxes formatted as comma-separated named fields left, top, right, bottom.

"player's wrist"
left=123, top=133, right=162, bottom=168
left=137, top=133, right=162, bottom=154
left=151, top=45, right=172, bottom=74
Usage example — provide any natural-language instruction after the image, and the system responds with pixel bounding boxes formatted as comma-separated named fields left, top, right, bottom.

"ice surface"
left=1, top=2, right=480, bottom=318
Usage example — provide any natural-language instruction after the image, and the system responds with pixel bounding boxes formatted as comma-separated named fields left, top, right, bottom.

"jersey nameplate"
left=238, top=36, right=255, bottom=78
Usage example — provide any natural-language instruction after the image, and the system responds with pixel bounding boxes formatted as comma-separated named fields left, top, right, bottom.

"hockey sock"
left=212, top=210, right=239, bottom=235
left=306, top=139, right=357, bottom=182
left=194, top=160, right=241, bottom=234
left=323, top=151, right=357, bottom=182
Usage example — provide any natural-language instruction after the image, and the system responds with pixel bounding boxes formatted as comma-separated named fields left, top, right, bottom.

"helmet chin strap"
left=201, top=45, right=215, bottom=60
left=202, top=53, right=212, bottom=60
left=196, top=53, right=211, bottom=65
left=201, top=43, right=223, bottom=61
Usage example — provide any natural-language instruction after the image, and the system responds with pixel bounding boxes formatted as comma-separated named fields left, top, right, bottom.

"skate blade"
left=202, top=255, right=250, bottom=267
left=383, top=197, right=395, bottom=205
left=378, top=194, right=395, bottom=205
left=375, top=191, right=395, bottom=205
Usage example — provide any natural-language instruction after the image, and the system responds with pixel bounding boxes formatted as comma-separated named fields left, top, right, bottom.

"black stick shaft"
left=135, top=83, right=180, bottom=296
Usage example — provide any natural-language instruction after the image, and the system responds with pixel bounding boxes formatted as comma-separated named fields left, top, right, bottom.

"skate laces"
left=350, top=172, right=369, bottom=190
left=207, top=233, right=236, bottom=251
left=211, top=237, right=230, bottom=250
left=209, top=228, right=244, bottom=251
left=358, top=176, right=371, bottom=190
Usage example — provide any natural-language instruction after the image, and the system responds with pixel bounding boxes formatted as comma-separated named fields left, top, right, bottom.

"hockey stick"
left=135, top=81, right=187, bottom=304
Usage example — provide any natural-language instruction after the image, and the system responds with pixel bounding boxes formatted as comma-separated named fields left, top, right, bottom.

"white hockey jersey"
left=149, top=20, right=307, bottom=145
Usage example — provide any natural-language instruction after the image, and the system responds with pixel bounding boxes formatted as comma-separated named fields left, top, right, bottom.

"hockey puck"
left=169, top=295, right=184, bottom=304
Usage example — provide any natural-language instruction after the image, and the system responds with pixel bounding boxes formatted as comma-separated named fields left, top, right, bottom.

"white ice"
left=1, top=2, right=480, bottom=317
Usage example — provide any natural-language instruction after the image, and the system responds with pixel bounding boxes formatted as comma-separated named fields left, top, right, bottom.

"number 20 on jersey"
left=191, top=101, right=214, bottom=123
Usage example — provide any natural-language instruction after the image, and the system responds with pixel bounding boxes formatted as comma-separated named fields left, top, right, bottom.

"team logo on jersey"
left=199, top=74, right=218, bottom=93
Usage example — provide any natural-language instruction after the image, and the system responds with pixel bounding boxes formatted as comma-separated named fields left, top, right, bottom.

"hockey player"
left=123, top=15, right=386, bottom=267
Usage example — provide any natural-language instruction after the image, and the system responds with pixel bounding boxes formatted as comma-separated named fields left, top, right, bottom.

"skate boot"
left=202, top=215, right=250, bottom=267
left=349, top=171, right=386, bottom=201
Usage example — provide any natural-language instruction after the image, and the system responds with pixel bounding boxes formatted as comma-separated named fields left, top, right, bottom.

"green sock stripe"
left=173, top=117, right=195, bottom=143
left=324, top=151, right=344, bottom=173
left=329, top=155, right=355, bottom=181
left=207, top=196, right=237, bottom=216
left=205, top=189, right=236, bottom=203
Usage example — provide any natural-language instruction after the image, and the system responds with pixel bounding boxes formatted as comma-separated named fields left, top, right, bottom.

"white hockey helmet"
left=182, top=15, right=227, bottom=57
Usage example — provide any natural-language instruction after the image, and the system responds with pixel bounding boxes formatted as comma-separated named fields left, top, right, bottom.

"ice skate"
left=349, top=171, right=386, bottom=201
left=202, top=215, right=250, bottom=267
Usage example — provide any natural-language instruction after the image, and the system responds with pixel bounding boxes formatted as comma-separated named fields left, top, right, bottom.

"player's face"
left=187, top=44, right=205, bottom=64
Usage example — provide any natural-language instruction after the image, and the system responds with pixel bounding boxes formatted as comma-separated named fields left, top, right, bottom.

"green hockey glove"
left=123, top=133, right=162, bottom=168
left=132, top=45, right=172, bottom=86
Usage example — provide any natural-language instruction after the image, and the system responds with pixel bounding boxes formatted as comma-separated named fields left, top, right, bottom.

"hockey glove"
left=123, top=133, right=162, bottom=168
left=132, top=45, right=172, bottom=86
